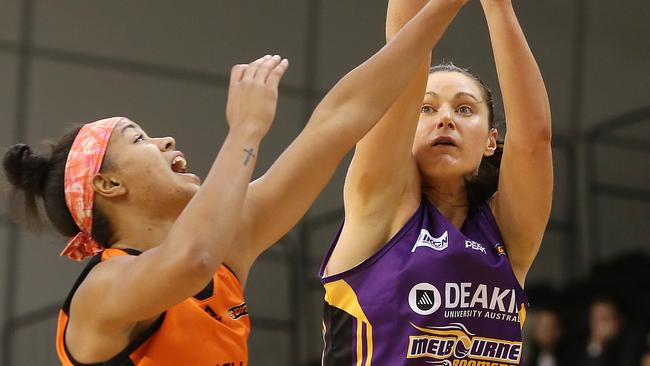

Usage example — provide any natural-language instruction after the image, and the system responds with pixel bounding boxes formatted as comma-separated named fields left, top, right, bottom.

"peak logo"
left=406, top=323, right=522, bottom=365
left=412, top=229, right=449, bottom=253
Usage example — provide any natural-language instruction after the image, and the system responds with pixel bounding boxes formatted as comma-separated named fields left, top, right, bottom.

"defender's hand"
left=226, top=55, right=289, bottom=138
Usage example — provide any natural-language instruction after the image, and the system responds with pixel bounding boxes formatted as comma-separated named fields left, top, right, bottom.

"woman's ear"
left=484, top=128, right=498, bottom=157
left=91, top=173, right=127, bottom=198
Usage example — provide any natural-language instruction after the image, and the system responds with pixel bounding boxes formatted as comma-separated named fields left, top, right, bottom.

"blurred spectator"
left=525, top=307, right=569, bottom=366
left=573, top=297, right=625, bottom=366
left=524, top=253, right=650, bottom=366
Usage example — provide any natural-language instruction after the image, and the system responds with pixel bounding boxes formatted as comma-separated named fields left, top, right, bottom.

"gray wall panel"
left=594, top=143, right=650, bottom=189
left=0, top=224, right=7, bottom=363
left=14, top=227, right=80, bottom=317
left=32, top=0, right=310, bottom=88
left=315, top=0, right=385, bottom=91
left=596, top=197, right=650, bottom=258
left=11, top=316, right=58, bottom=365
left=249, top=329, right=290, bottom=366
left=0, top=0, right=21, bottom=42
left=0, top=53, right=17, bottom=217
left=582, top=0, right=650, bottom=127
left=246, top=258, right=291, bottom=322
left=526, top=230, right=568, bottom=287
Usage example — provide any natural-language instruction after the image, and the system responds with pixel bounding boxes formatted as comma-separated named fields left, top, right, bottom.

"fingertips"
left=267, top=59, right=289, bottom=87
left=255, top=55, right=283, bottom=82
left=243, top=55, right=272, bottom=80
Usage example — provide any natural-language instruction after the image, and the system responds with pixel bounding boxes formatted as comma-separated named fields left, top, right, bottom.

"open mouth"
left=171, top=155, right=188, bottom=174
left=432, top=136, right=457, bottom=147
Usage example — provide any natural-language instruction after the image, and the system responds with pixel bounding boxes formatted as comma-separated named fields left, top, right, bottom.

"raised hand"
left=226, top=55, right=289, bottom=138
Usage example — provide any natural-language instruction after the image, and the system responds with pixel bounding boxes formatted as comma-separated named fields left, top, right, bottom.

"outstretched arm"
left=227, top=0, right=468, bottom=280
left=341, top=0, right=433, bottom=249
left=71, top=56, right=288, bottom=328
left=482, top=0, right=553, bottom=285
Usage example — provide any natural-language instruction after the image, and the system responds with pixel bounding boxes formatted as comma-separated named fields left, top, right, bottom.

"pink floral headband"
left=60, top=117, right=124, bottom=261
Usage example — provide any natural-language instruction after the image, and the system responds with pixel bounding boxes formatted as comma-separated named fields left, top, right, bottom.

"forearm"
left=316, top=0, right=464, bottom=143
left=386, top=0, right=429, bottom=41
left=168, top=126, right=262, bottom=265
left=482, top=0, right=551, bottom=142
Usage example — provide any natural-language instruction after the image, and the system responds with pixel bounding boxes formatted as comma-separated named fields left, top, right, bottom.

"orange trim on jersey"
left=56, top=248, right=250, bottom=365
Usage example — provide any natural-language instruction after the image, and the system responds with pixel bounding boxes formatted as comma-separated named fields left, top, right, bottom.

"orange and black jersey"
left=56, top=248, right=250, bottom=366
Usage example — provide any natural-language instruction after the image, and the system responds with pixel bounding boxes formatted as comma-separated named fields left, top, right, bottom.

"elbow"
left=529, top=113, right=553, bottom=146
left=537, top=121, right=552, bottom=145
left=175, top=239, right=226, bottom=279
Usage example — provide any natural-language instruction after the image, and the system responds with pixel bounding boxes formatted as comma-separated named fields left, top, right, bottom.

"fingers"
left=255, top=55, right=283, bottom=83
left=231, top=54, right=289, bottom=86
left=229, top=64, right=247, bottom=87
left=266, top=59, right=289, bottom=88
left=242, top=55, right=272, bottom=81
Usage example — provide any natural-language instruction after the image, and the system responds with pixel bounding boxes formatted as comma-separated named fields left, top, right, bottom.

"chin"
left=418, top=159, right=470, bottom=181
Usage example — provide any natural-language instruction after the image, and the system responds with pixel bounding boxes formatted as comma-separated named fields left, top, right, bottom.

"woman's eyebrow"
left=424, top=91, right=481, bottom=103
left=121, top=124, right=137, bottom=135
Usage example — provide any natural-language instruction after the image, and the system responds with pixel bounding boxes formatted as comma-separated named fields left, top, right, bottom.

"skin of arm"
left=336, top=0, right=435, bottom=274
left=481, top=0, right=553, bottom=286
left=326, top=0, right=466, bottom=276
left=226, top=0, right=470, bottom=282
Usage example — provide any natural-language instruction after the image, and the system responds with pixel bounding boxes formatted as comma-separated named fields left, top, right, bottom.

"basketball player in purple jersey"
left=320, top=0, right=552, bottom=365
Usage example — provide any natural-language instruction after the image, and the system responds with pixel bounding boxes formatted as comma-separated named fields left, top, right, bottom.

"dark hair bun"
left=3, top=143, right=51, bottom=195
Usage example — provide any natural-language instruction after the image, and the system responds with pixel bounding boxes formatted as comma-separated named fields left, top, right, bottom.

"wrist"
left=421, top=0, right=466, bottom=19
left=228, top=123, right=266, bottom=144
left=480, top=0, right=514, bottom=12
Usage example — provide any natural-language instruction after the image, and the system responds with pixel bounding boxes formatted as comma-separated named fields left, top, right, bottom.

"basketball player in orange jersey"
left=3, top=1, right=470, bottom=364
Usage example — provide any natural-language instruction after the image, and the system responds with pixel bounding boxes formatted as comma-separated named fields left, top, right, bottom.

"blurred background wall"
left=0, top=0, right=648, bottom=365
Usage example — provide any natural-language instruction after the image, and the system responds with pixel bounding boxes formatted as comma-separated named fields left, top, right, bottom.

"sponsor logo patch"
left=495, top=243, right=507, bottom=256
left=227, top=303, right=249, bottom=320
left=406, top=323, right=522, bottom=365
left=409, top=283, right=442, bottom=315
left=412, top=229, right=449, bottom=253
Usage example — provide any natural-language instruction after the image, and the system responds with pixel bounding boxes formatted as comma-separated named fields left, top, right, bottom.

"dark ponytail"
left=2, top=126, right=115, bottom=247
left=3, top=144, right=51, bottom=225
left=429, top=63, right=503, bottom=207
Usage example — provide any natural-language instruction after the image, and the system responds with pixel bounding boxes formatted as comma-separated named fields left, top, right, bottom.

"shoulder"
left=69, top=254, right=135, bottom=325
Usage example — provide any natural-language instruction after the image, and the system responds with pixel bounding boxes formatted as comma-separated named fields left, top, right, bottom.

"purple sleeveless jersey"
left=319, top=198, right=529, bottom=366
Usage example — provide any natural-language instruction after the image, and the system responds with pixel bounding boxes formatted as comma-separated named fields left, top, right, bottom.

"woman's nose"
left=159, top=136, right=176, bottom=151
left=436, top=110, right=456, bottom=129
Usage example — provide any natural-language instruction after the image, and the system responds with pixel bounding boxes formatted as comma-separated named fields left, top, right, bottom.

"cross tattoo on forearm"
left=243, top=148, right=256, bottom=166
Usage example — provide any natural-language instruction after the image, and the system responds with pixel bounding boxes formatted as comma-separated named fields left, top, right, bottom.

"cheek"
left=120, top=154, right=167, bottom=186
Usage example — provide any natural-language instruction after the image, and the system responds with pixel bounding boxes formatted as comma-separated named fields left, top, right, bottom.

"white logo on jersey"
left=465, top=240, right=487, bottom=254
left=408, top=282, right=520, bottom=317
left=409, top=283, right=442, bottom=315
left=411, top=229, right=448, bottom=253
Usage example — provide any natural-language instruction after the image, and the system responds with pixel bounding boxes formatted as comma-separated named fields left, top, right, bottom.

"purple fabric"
left=320, top=198, right=529, bottom=365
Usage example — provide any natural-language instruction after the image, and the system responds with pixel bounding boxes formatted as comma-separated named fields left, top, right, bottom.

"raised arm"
left=338, top=0, right=435, bottom=249
left=481, top=0, right=553, bottom=285
left=226, top=0, right=468, bottom=279
left=72, top=56, right=288, bottom=327
left=342, top=0, right=431, bottom=211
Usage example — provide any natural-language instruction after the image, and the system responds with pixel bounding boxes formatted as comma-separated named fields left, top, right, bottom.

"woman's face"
left=100, top=119, right=201, bottom=217
left=412, top=71, right=497, bottom=182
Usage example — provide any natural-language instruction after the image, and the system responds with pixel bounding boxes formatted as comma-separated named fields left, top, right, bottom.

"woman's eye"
left=421, top=105, right=435, bottom=113
left=134, top=134, right=144, bottom=143
left=457, top=106, right=472, bottom=115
